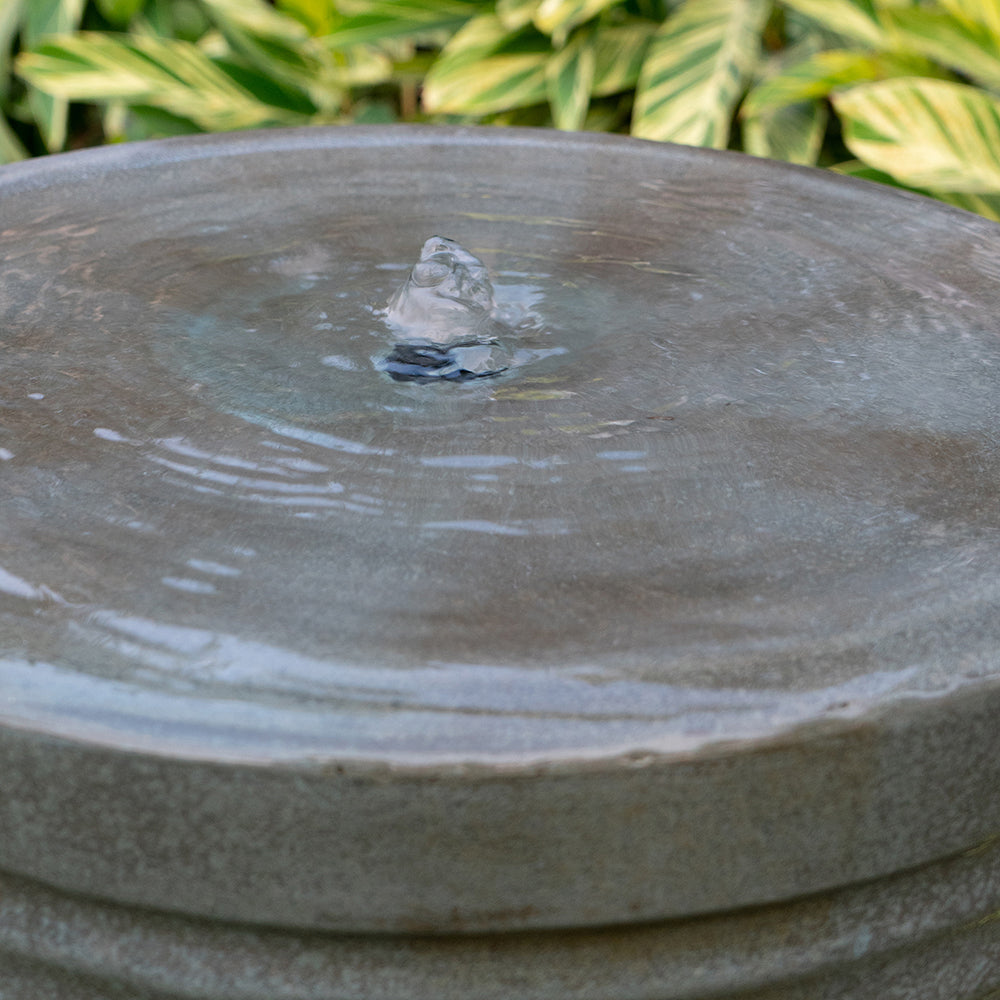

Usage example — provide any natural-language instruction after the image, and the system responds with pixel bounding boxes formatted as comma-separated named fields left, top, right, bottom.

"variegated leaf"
left=777, top=0, right=888, bottom=47
left=880, top=8, right=1000, bottom=90
left=326, top=1, right=479, bottom=49
left=23, top=0, right=88, bottom=151
left=276, top=0, right=335, bottom=35
left=0, top=113, right=28, bottom=164
left=833, top=77, right=1000, bottom=192
left=422, top=12, right=514, bottom=75
left=497, top=0, right=540, bottom=32
left=834, top=158, right=1000, bottom=222
left=423, top=54, right=550, bottom=115
left=422, top=14, right=549, bottom=115
left=937, top=0, right=1000, bottom=39
left=534, top=0, right=623, bottom=46
left=931, top=189, right=1000, bottom=222
left=203, top=0, right=308, bottom=44
left=591, top=19, right=656, bottom=97
left=201, top=0, right=385, bottom=113
left=17, top=32, right=310, bottom=132
left=546, top=28, right=596, bottom=129
left=742, top=49, right=940, bottom=118
left=742, top=98, right=827, bottom=164
left=0, top=0, right=25, bottom=85
left=632, top=0, right=771, bottom=148
left=200, top=0, right=316, bottom=89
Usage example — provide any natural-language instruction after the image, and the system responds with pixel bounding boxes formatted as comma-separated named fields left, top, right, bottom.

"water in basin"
left=2, top=140, right=1000, bottom=764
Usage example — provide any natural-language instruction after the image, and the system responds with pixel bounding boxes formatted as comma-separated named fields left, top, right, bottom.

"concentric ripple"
left=2, top=131, right=1000, bottom=762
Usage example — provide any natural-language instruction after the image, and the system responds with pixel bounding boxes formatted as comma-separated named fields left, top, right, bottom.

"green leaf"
left=95, top=0, right=145, bottom=27
left=498, top=0, right=540, bottom=31
left=742, top=49, right=941, bottom=118
left=198, top=0, right=365, bottom=115
left=0, top=113, right=29, bottom=164
left=632, top=0, right=771, bottom=147
left=533, top=0, right=623, bottom=46
left=277, top=0, right=336, bottom=35
left=0, top=0, right=26, bottom=85
left=200, top=0, right=313, bottom=81
left=22, top=0, right=88, bottom=151
left=936, top=0, right=1000, bottom=39
left=137, top=0, right=211, bottom=43
left=742, top=98, right=827, bottom=164
left=777, top=0, right=888, bottom=47
left=116, top=103, right=205, bottom=140
left=831, top=158, right=910, bottom=187
left=428, top=53, right=550, bottom=115
left=931, top=189, right=1000, bottom=222
left=833, top=77, right=1000, bottom=192
left=880, top=8, right=1000, bottom=90
left=22, top=0, right=87, bottom=41
left=591, top=19, right=656, bottom=96
left=423, top=12, right=521, bottom=73
left=17, top=32, right=311, bottom=132
left=422, top=14, right=549, bottom=115
left=327, top=0, right=479, bottom=49
left=202, top=0, right=309, bottom=45
left=834, top=158, right=1000, bottom=222
left=546, top=27, right=596, bottom=129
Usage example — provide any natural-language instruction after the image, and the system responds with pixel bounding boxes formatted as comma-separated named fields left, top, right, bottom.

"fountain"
left=378, top=235, right=515, bottom=380
left=1, top=125, right=999, bottom=997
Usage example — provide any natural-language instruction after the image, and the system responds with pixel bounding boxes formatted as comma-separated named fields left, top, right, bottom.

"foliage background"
left=4, top=0, right=1000, bottom=220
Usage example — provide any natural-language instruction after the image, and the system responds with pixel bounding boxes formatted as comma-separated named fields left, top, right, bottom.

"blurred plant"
left=744, top=0, right=1000, bottom=219
left=1, top=0, right=89, bottom=160
left=8, top=0, right=1000, bottom=219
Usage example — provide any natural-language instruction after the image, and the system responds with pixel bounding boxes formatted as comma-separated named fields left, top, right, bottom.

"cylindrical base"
left=3, top=835, right=1000, bottom=1000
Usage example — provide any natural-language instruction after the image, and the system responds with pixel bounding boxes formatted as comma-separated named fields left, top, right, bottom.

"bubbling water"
left=378, top=235, right=539, bottom=382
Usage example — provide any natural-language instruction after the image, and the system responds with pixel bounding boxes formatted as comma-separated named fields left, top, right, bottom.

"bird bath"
left=1, top=126, right=1000, bottom=997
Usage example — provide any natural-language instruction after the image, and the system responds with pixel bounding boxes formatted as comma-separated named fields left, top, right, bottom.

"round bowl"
left=1, top=125, right=999, bottom=997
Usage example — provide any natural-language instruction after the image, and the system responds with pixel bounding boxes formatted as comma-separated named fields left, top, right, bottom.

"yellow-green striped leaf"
left=200, top=0, right=386, bottom=115
left=937, top=0, right=1000, bottom=38
left=591, top=19, right=656, bottom=97
left=533, top=0, right=623, bottom=46
left=201, top=0, right=317, bottom=92
left=546, top=28, right=596, bottom=129
left=423, top=54, right=549, bottom=115
left=741, top=49, right=941, bottom=118
left=497, top=0, right=540, bottom=32
left=833, top=77, right=1000, bottom=192
left=422, top=14, right=549, bottom=115
left=23, top=0, right=88, bottom=151
left=742, top=98, right=827, bottom=164
left=931, top=189, right=1000, bottom=222
left=325, top=1, right=479, bottom=50
left=277, top=0, right=335, bottom=35
left=777, top=0, right=888, bottom=47
left=880, top=8, right=1000, bottom=90
left=834, top=158, right=1000, bottom=222
left=0, top=0, right=25, bottom=85
left=0, top=113, right=28, bottom=164
left=423, top=11, right=514, bottom=69
left=203, top=0, right=308, bottom=44
left=17, top=32, right=310, bottom=132
left=632, top=0, right=770, bottom=148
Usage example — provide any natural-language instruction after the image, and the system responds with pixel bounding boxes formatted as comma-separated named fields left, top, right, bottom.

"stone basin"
left=1, top=125, right=999, bottom=997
